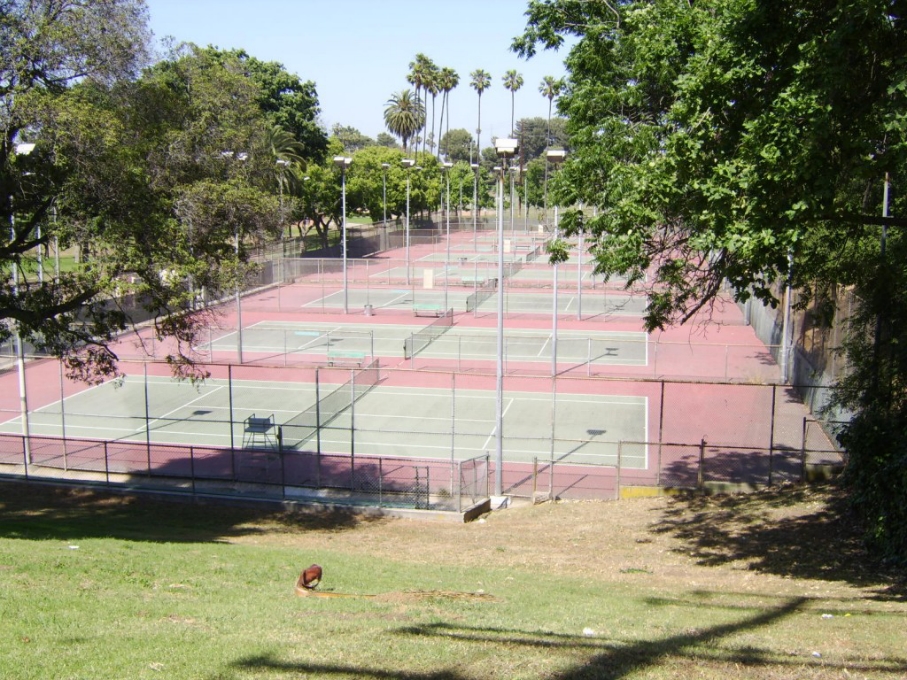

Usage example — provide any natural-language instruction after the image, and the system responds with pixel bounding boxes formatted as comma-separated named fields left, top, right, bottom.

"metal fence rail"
left=0, top=433, right=489, bottom=513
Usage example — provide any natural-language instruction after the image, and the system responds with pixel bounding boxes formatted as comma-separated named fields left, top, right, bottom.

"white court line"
left=137, top=384, right=226, bottom=433
left=536, top=334, right=552, bottom=358
left=480, top=397, right=515, bottom=451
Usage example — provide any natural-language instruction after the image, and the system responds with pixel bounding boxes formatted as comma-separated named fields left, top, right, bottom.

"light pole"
left=442, top=161, right=453, bottom=312
left=402, top=159, right=415, bottom=285
left=492, top=137, right=519, bottom=498
left=333, top=156, right=353, bottom=314
left=10, top=142, right=35, bottom=462
left=471, top=163, right=479, bottom=245
left=546, top=149, right=566, bottom=377
left=221, top=150, right=248, bottom=363
left=381, top=162, right=389, bottom=227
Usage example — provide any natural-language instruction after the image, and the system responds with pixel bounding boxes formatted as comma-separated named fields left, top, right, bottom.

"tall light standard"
left=10, top=142, right=35, bottom=462
left=493, top=137, right=519, bottom=498
left=381, top=162, right=389, bottom=227
left=221, top=150, right=248, bottom=363
left=402, top=159, right=415, bottom=285
left=471, top=163, right=480, bottom=245
left=442, top=161, right=453, bottom=312
left=546, top=149, right=566, bottom=376
left=333, top=156, right=353, bottom=314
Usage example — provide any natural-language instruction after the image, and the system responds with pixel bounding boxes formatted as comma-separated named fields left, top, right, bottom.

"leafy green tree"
left=440, top=128, right=477, bottom=164
left=375, top=132, right=398, bottom=148
left=330, top=124, right=375, bottom=153
left=515, top=0, right=907, bottom=562
left=515, top=117, right=568, bottom=162
left=383, top=89, right=423, bottom=153
left=2, top=12, right=294, bottom=383
left=199, top=47, right=328, bottom=162
left=1, top=0, right=156, bottom=380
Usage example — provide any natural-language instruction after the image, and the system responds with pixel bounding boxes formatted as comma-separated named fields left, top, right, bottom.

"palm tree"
left=408, top=53, right=436, bottom=159
left=438, top=67, right=459, bottom=160
left=503, top=70, right=524, bottom=136
left=266, top=123, right=306, bottom=206
left=539, top=76, right=564, bottom=220
left=539, top=76, right=564, bottom=148
left=469, top=69, right=491, bottom=159
left=425, top=66, right=440, bottom=158
left=384, top=89, right=423, bottom=153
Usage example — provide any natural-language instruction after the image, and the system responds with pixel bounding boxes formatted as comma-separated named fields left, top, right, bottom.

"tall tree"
left=198, top=47, right=328, bottom=162
left=407, top=53, right=436, bottom=159
left=502, top=69, right=524, bottom=136
left=383, top=89, right=423, bottom=153
left=1, top=0, right=153, bottom=379
left=425, top=65, right=440, bottom=158
left=437, top=67, right=460, bottom=160
left=539, top=75, right=564, bottom=147
left=469, top=69, right=492, bottom=158
left=515, top=0, right=907, bottom=562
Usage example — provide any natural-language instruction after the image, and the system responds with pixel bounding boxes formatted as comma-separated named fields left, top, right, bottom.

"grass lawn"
left=0, top=481, right=904, bottom=679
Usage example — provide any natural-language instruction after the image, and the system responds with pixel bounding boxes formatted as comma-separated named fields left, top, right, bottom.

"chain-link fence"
left=0, top=353, right=845, bottom=503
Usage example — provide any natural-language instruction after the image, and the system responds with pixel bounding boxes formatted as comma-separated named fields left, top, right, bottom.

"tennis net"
left=404, top=310, right=454, bottom=359
left=280, top=361, right=381, bottom=450
left=466, top=281, right=497, bottom=313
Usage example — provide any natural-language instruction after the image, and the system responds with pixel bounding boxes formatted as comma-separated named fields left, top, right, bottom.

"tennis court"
left=202, top=320, right=648, bottom=368
left=298, top=287, right=646, bottom=317
left=0, top=372, right=649, bottom=469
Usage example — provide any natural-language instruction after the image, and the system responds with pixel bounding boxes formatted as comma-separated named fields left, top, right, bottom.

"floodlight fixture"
left=401, top=158, right=415, bottom=168
left=546, top=148, right=567, bottom=165
left=494, top=137, right=519, bottom=158
left=333, top=156, right=352, bottom=168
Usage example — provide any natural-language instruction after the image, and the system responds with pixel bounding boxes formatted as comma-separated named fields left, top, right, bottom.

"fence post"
left=532, top=457, right=538, bottom=498
left=697, top=438, right=706, bottom=491
left=587, top=338, right=592, bottom=377
left=104, top=440, right=110, bottom=486
left=616, top=441, right=622, bottom=500
left=457, top=459, right=462, bottom=514
left=143, top=362, right=151, bottom=474
left=189, top=446, right=196, bottom=495
left=768, top=385, right=777, bottom=486
left=379, top=458, right=383, bottom=508
left=657, top=381, right=665, bottom=487
left=800, top=417, right=808, bottom=482
left=22, top=434, right=28, bottom=480
left=228, top=364, right=236, bottom=474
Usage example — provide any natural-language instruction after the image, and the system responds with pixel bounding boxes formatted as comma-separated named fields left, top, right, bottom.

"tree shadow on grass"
left=649, top=482, right=906, bottom=600
left=0, top=480, right=385, bottom=544
left=224, top=595, right=907, bottom=679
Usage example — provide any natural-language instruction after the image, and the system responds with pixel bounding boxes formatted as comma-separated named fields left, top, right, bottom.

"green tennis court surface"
left=299, top=288, right=647, bottom=316
left=0, top=375, right=649, bottom=468
left=204, top=321, right=648, bottom=366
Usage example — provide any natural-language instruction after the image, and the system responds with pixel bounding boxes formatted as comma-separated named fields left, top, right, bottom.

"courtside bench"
left=413, top=304, right=444, bottom=317
left=327, top=349, right=366, bottom=367
left=459, top=275, right=486, bottom=286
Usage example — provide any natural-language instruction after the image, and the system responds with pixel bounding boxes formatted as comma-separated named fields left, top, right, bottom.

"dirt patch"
left=252, top=483, right=903, bottom=602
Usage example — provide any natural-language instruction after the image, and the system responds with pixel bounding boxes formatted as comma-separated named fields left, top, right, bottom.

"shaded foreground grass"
left=0, top=481, right=905, bottom=679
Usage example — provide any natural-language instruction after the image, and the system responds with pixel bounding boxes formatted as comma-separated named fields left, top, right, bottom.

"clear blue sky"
left=144, top=0, right=572, bottom=144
